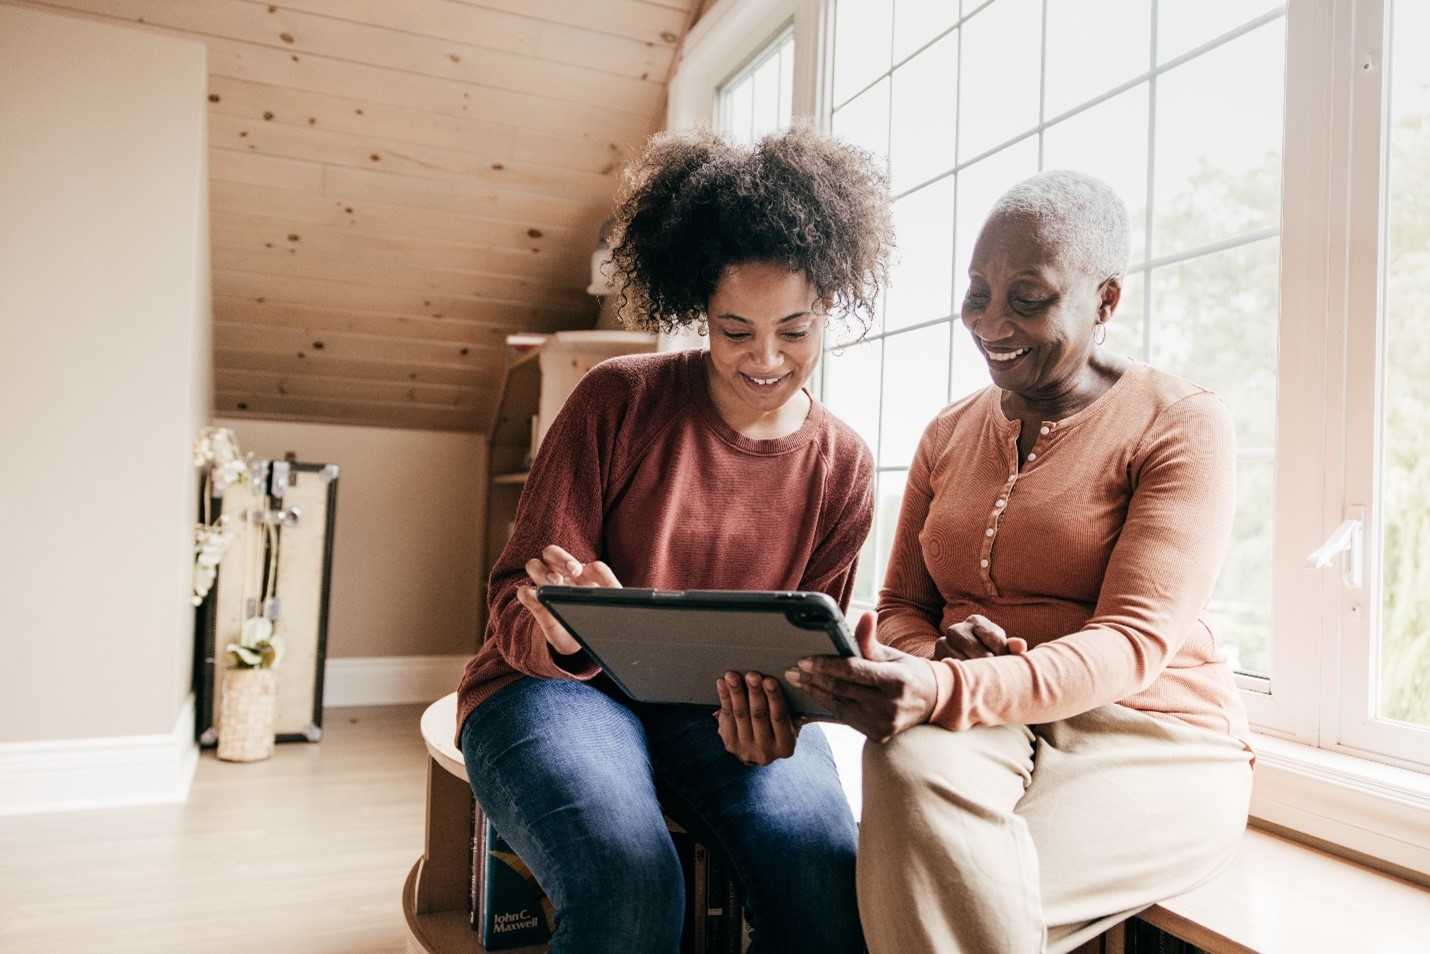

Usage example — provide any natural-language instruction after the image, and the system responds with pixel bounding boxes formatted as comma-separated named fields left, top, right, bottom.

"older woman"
left=456, top=125, right=893, bottom=954
left=790, top=171, right=1252, bottom=954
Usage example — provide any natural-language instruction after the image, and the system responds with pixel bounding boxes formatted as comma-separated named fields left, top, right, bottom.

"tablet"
left=533, top=586, right=859, bottom=716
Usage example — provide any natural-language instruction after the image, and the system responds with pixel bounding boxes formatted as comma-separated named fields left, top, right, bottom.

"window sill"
left=1248, top=732, right=1430, bottom=886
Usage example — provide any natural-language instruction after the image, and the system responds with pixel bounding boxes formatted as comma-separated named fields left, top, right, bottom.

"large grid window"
left=675, top=0, right=1429, bottom=877
left=819, top=1, right=1286, bottom=684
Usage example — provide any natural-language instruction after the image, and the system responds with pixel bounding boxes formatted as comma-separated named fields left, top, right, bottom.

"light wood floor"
left=0, top=705, right=431, bottom=954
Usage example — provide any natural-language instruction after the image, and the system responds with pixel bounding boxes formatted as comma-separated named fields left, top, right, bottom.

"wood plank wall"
left=13, top=0, right=697, bottom=430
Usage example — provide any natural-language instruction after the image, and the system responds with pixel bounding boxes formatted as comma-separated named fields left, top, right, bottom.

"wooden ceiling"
left=23, top=0, right=702, bottom=431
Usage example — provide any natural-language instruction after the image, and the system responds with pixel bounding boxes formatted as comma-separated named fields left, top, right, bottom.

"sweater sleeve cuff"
left=550, top=647, right=601, bottom=680
left=925, top=658, right=955, bottom=723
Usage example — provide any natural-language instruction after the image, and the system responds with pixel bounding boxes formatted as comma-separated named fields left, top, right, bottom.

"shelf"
left=480, top=331, right=658, bottom=638
left=408, top=698, right=550, bottom=954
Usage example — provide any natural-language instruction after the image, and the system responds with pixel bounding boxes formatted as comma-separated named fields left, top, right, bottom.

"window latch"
left=1305, top=507, right=1364, bottom=588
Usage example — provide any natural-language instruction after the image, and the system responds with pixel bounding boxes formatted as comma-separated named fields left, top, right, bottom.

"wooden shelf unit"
left=480, top=331, right=657, bottom=637
left=405, top=695, right=547, bottom=954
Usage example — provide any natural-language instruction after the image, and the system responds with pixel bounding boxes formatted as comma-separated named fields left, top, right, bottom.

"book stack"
left=470, top=801, right=749, bottom=953
left=1124, top=919, right=1207, bottom=954
left=691, top=841, right=749, bottom=953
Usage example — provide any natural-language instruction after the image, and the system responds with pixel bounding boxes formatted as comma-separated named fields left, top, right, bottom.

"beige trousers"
left=857, top=704, right=1252, bottom=954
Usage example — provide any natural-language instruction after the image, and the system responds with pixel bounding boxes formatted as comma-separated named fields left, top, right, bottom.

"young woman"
left=455, top=124, right=894, bottom=954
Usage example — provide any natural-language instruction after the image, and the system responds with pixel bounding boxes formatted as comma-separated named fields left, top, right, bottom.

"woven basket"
left=217, top=667, right=278, bottom=762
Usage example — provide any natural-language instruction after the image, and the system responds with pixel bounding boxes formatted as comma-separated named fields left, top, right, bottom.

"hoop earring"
left=1094, top=322, right=1107, bottom=346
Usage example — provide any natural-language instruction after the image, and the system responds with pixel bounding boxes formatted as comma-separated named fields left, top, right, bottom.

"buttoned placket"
left=980, top=421, right=1059, bottom=590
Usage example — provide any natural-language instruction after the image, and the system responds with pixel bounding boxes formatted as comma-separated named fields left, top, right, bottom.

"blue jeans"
left=461, top=676, right=862, bottom=954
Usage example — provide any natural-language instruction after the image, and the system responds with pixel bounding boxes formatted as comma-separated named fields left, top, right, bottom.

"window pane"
left=887, top=177, right=955, bottom=330
left=1106, top=271, right=1145, bottom=361
left=950, top=320, right=991, bottom=403
left=724, top=75, right=754, bottom=143
left=1043, top=0, right=1150, bottom=119
left=1041, top=83, right=1150, bottom=260
left=893, top=0, right=959, bottom=62
left=832, top=78, right=891, bottom=169
left=1152, top=20, right=1284, bottom=258
left=833, top=0, right=894, bottom=107
left=750, top=48, right=783, bottom=141
left=1216, top=459, right=1274, bottom=676
left=889, top=30, right=958, bottom=194
left=879, top=323, right=952, bottom=466
left=778, top=38, right=793, bottom=131
left=957, top=0, right=1042, bottom=162
left=1149, top=238, right=1279, bottom=450
left=852, top=515, right=878, bottom=604
left=1156, top=0, right=1282, bottom=65
left=822, top=337, right=883, bottom=457
left=1150, top=237, right=1276, bottom=682
left=875, top=470, right=909, bottom=586
left=1377, top=0, right=1430, bottom=729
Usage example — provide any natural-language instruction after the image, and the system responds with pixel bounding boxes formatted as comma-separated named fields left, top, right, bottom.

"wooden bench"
left=407, top=693, right=1430, bottom=953
left=1093, top=825, right=1430, bottom=953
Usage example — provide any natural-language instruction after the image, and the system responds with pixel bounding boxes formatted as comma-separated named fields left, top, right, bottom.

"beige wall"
left=0, top=7, right=211, bottom=743
left=215, top=418, right=487, bottom=660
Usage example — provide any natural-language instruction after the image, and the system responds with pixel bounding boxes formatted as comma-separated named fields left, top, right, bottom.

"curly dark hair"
left=608, top=123, right=895, bottom=337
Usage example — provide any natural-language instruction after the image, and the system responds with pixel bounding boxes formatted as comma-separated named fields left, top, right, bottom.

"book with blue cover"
left=471, top=804, right=554, bottom=950
left=469, top=799, right=746, bottom=952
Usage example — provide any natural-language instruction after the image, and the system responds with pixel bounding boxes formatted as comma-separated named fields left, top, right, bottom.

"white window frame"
left=666, top=0, right=828, bottom=131
left=667, top=0, right=1430, bottom=882
left=1251, top=0, right=1430, bottom=879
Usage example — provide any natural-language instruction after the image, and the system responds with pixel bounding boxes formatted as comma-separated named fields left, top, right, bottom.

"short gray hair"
left=985, top=171, right=1130, bottom=280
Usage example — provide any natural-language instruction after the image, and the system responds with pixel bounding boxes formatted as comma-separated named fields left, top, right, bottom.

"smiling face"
left=704, top=261, right=825, bottom=438
left=961, top=212, right=1120, bottom=412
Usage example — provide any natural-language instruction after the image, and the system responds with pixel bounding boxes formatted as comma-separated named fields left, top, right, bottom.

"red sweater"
left=880, top=362, right=1250, bottom=743
left=456, top=348, right=875, bottom=738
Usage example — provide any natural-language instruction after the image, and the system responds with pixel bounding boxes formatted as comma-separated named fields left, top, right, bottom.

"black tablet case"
left=534, top=587, right=858, bottom=716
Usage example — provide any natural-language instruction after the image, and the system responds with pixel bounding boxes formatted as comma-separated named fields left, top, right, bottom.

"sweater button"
left=980, top=559, right=989, bottom=568
left=1026, top=452, right=1037, bottom=462
left=1040, top=425, right=1050, bottom=435
left=985, top=528, right=995, bottom=537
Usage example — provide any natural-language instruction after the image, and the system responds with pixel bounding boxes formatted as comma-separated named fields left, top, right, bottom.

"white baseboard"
left=0, top=694, right=198, bottom=817
left=322, top=654, right=468, bottom=708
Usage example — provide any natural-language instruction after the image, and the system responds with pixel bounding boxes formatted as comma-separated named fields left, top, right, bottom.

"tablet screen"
left=533, top=587, right=857, bottom=716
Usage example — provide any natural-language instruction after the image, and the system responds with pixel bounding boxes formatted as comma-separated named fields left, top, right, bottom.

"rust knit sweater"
left=456, top=348, right=875, bottom=740
left=880, top=361, right=1250, bottom=743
